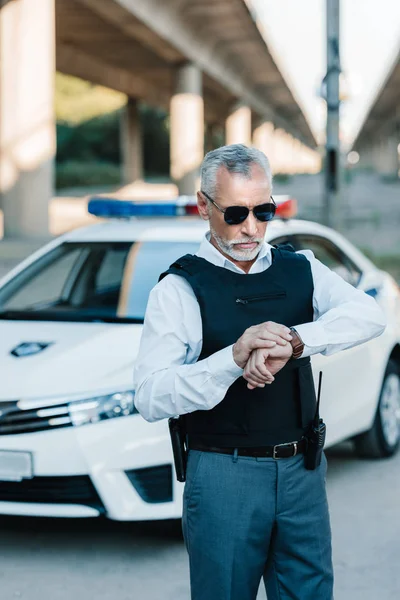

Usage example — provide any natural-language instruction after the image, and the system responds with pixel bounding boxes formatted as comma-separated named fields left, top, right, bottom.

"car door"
left=271, top=232, right=376, bottom=446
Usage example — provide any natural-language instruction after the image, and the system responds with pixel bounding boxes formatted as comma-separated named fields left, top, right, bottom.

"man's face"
left=197, top=163, right=272, bottom=263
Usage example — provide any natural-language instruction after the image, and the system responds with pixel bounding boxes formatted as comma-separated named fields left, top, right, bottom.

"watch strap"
left=289, top=327, right=304, bottom=359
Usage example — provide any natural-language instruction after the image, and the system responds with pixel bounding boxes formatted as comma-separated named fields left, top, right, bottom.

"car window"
left=0, top=247, right=85, bottom=310
left=95, top=247, right=128, bottom=292
left=268, top=235, right=299, bottom=251
left=294, top=235, right=362, bottom=286
left=0, top=241, right=199, bottom=322
left=121, top=241, right=199, bottom=320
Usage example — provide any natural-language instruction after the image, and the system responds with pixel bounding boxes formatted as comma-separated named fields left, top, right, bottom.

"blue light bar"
left=88, top=197, right=197, bottom=219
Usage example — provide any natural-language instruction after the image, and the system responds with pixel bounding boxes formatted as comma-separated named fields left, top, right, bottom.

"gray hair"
left=200, top=144, right=273, bottom=198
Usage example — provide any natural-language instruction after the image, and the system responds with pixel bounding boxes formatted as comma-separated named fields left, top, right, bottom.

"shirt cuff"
left=294, top=322, right=328, bottom=358
left=206, top=344, right=244, bottom=387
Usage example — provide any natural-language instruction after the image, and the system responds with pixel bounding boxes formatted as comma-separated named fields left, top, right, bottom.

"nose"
left=240, top=211, right=259, bottom=238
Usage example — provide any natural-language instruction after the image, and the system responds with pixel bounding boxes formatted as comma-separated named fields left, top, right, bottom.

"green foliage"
left=273, top=173, right=291, bottom=183
left=56, top=111, right=122, bottom=165
left=55, top=72, right=126, bottom=125
left=56, top=161, right=121, bottom=189
left=55, top=72, right=171, bottom=188
left=380, top=173, right=400, bottom=184
left=141, top=106, right=170, bottom=176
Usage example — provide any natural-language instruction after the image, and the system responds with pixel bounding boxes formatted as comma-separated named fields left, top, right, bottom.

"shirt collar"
left=196, top=231, right=273, bottom=272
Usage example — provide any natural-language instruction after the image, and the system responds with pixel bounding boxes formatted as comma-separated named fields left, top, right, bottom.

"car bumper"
left=0, top=415, right=183, bottom=521
left=0, top=501, right=100, bottom=518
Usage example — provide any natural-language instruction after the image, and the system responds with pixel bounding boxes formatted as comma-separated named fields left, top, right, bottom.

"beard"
left=210, top=225, right=264, bottom=262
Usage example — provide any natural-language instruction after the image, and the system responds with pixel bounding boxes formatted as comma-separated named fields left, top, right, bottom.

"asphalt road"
left=0, top=443, right=399, bottom=600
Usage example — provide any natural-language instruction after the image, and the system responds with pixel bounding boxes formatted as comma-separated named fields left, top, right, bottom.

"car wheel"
left=354, top=359, right=400, bottom=458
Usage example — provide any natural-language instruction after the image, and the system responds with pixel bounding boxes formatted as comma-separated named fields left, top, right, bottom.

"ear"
left=197, top=191, right=210, bottom=221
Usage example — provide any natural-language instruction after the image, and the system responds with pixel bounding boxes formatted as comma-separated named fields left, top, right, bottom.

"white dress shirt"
left=133, top=233, right=386, bottom=422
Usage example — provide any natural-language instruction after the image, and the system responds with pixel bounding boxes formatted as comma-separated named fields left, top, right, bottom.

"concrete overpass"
left=352, top=46, right=400, bottom=178
left=0, top=0, right=319, bottom=239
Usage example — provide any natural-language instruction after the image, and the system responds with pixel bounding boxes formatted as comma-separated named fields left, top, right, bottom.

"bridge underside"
left=353, top=49, right=400, bottom=178
left=0, top=0, right=319, bottom=239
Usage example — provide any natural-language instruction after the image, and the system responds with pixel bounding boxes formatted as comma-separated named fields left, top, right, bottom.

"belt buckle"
left=273, top=441, right=298, bottom=459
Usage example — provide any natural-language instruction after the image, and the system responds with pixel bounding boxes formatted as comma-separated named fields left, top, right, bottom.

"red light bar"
left=275, top=197, right=297, bottom=219
left=184, top=204, right=199, bottom=215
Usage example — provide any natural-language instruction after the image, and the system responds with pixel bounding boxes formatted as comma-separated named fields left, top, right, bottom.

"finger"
left=261, top=333, right=288, bottom=346
left=244, top=354, right=266, bottom=385
left=247, top=382, right=263, bottom=390
left=262, top=322, right=293, bottom=341
left=246, top=335, right=278, bottom=348
left=265, top=343, right=294, bottom=359
left=247, top=375, right=274, bottom=390
left=250, top=332, right=289, bottom=347
left=249, top=337, right=284, bottom=351
left=248, top=350, right=271, bottom=382
left=254, top=353, right=273, bottom=379
left=244, top=352, right=274, bottom=386
left=275, top=337, right=289, bottom=347
left=243, top=368, right=267, bottom=387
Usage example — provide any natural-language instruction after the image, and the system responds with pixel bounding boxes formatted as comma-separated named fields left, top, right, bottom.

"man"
left=134, top=144, right=386, bottom=600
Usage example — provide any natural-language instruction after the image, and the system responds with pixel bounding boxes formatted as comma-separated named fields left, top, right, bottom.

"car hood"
left=0, top=320, right=142, bottom=400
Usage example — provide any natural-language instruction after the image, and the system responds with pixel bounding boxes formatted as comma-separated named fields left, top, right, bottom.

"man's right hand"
left=233, top=321, right=293, bottom=370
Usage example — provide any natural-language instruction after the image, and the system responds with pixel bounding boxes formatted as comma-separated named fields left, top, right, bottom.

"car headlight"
left=68, top=391, right=137, bottom=427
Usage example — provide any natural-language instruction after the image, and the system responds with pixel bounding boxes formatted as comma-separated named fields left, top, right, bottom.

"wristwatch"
left=289, top=327, right=304, bottom=359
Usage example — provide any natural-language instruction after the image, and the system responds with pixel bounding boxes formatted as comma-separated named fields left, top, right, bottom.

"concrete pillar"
left=374, top=135, right=398, bottom=177
left=170, top=63, right=204, bottom=195
left=120, top=98, right=143, bottom=184
left=293, top=139, right=303, bottom=174
left=252, top=120, right=275, bottom=167
left=381, top=135, right=399, bottom=178
left=300, top=146, right=306, bottom=172
left=226, top=103, right=252, bottom=146
left=358, top=146, right=373, bottom=170
left=365, top=146, right=375, bottom=170
left=272, top=128, right=288, bottom=174
left=0, top=0, right=55, bottom=239
left=285, top=133, right=296, bottom=175
left=296, top=143, right=304, bottom=174
left=372, top=143, right=383, bottom=173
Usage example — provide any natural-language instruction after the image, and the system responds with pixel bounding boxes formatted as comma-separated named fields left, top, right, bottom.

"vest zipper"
left=236, top=292, right=286, bottom=304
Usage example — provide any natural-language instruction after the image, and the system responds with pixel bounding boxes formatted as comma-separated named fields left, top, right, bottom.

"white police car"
left=0, top=197, right=399, bottom=521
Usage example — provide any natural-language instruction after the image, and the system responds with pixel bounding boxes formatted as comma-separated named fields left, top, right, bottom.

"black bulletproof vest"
left=160, top=246, right=317, bottom=447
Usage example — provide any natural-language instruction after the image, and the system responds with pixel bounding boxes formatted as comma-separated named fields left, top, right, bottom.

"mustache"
left=229, top=238, right=263, bottom=246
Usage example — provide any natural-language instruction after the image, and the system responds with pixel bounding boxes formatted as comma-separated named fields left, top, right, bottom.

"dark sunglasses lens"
left=253, top=203, right=276, bottom=222
left=224, top=206, right=249, bottom=225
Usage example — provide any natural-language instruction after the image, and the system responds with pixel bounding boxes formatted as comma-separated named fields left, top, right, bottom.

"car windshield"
left=0, top=240, right=199, bottom=323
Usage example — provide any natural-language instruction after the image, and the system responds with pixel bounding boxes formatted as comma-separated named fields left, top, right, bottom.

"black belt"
left=189, top=438, right=307, bottom=459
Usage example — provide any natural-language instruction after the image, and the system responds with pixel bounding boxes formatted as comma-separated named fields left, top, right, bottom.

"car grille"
left=125, top=465, right=173, bottom=504
left=0, top=400, right=73, bottom=435
left=0, top=474, right=104, bottom=510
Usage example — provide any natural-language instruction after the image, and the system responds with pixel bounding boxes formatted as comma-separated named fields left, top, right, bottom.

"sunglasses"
left=201, top=191, right=276, bottom=225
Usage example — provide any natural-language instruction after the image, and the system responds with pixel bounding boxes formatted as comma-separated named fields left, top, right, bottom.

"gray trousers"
left=182, top=449, right=333, bottom=600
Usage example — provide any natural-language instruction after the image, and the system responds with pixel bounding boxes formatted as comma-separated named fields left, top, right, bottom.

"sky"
left=251, top=0, right=400, bottom=147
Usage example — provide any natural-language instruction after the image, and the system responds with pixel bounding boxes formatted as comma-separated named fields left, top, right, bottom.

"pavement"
left=0, top=443, right=399, bottom=600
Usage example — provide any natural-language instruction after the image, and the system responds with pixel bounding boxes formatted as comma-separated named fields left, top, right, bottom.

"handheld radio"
left=304, top=371, right=326, bottom=470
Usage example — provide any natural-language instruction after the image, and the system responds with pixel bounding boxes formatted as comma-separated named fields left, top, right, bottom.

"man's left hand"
left=243, top=343, right=293, bottom=390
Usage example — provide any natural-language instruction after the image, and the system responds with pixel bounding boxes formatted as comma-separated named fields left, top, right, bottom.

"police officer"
left=134, top=144, right=386, bottom=600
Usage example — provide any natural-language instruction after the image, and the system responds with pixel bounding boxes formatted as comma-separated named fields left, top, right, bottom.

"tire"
left=157, top=518, right=183, bottom=539
left=354, top=359, right=400, bottom=458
